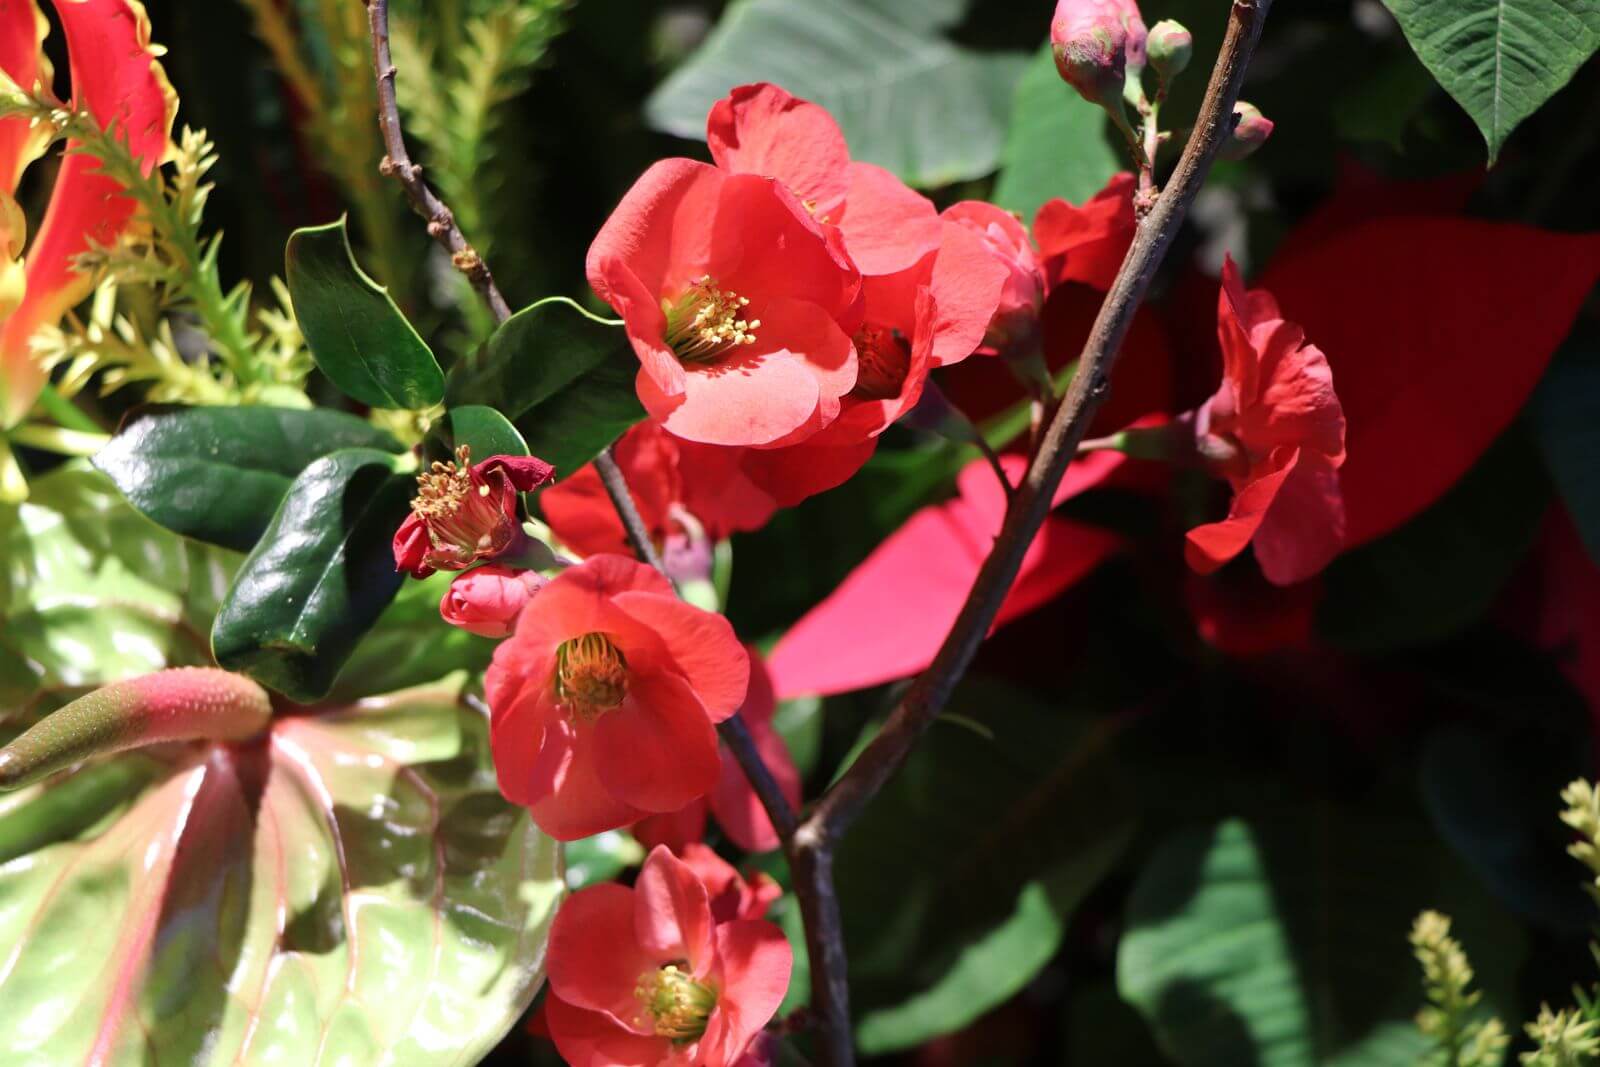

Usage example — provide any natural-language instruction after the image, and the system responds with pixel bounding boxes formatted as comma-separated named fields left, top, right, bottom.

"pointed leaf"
left=93, top=405, right=404, bottom=552
left=645, top=0, right=1027, bottom=188
left=1380, top=0, right=1599, bottom=162
left=211, top=448, right=413, bottom=703
left=428, top=403, right=530, bottom=462
left=446, top=296, right=645, bottom=476
left=285, top=217, right=444, bottom=410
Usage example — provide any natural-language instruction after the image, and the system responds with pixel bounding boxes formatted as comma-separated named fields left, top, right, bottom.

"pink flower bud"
left=440, top=565, right=548, bottom=638
left=1051, top=0, right=1128, bottom=108
left=1147, top=19, right=1192, bottom=82
left=942, top=201, right=1046, bottom=352
left=1220, top=102, right=1275, bottom=161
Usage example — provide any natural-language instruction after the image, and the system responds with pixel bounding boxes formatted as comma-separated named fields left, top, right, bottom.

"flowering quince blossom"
left=707, top=82, right=943, bottom=278
left=485, top=554, right=749, bottom=840
left=941, top=200, right=1047, bottom=354
left=544, top=845, right=792, bottom=1067
left=586, top=152, right=863, bottom=448
left=0, top=0, right=178, bottom=427
left=1183, top=256, right=1347, bottom=586
left=677, top=843, right=782, bottom=923
left=1034, top=172, right=1138, bottom=292
left=634, top=649, right=801, bottom=853
left=391, top=446, right=555, bottom=578
left=439, top=564, right=547, bottom=638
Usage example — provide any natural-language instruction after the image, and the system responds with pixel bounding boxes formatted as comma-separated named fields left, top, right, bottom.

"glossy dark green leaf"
left=645, top=0, right=1027, bottom=188
left=446, top=297, right=645, bottom=476
left=93, top=405, right=403, bottom=552
left=1119, top=805, right=1524, bottom=1067
left=327, top=570, right=495, bottom=703
left=212, top=448, right=414, bottom=702
left=1380, top=0, right=1598, bottom=162
left=1532, top=333, right=1600, bottom=566
left=286, top=217, right=445, bottom=409
left=427, top=404, right=530, bottom=464
left=991, top=45, right=1124, bottom=223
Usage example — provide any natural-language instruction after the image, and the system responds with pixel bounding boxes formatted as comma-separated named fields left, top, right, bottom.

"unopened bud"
left=1051, top=1, right=1127, bottom=112
left=440, top=564, right=548, bottom=638
left=1220, top=102, right=1274, bottom=161
left=1147, top=20, right=1192, bottom=84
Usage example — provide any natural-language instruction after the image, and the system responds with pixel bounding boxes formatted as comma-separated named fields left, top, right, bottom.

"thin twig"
left=594, top=446, right=668, bottom=572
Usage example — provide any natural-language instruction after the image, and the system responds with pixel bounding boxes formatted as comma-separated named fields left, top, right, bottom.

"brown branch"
left=719, top=715, right=800, bottom=839
left=788, top=5, right=1274, bottom=1063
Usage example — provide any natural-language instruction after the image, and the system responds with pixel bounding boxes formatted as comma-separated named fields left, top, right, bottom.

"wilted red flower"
left=544, top=845, right=792, bottom=1067
left=0, top=0, right=178, bottom=427
left=942, top=200, right=1046, bottom=353
left=587, top=158, right=863, bottom=447
left=392, top=447, right=554, bottom=578
left=634, top=650, right=801, bottom=853
left=678, top=843, right=782, bottom=923
left=1034, top=172, right=1137, bottom=292
left=707, top=82, right=943, bottom=277
left=438, top=565, right=547, bottom=639
left=1184, top=256, right=1346, bottom=586
left=542, top=421, right=777, bottom=558
left=485, top=555, right=749, bottom=840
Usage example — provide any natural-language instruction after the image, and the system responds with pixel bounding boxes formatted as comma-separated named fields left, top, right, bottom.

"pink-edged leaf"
left=768, top=456, right=1122, bottom=698
left=1260, top=217, right=1600, bottom=549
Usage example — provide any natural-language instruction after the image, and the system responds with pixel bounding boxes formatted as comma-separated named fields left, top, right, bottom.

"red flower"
left=1184, top=256, right=1346, bottom=586
left=542, top=422, right=777, bottom=558
left=1033, top=172, right=1137, bottom=292
left=587, top=158, right=863, bottom=448
left=438, top=565, right=547, bottom=638
left=942, top=200, right=1046, bottom=353
left=634, top=650, right=801, bottom=853
left=485, top=555, right=749, bottom=840
left=392, top=447, right=554, bottom=578
left=678, top=843, right=782, bottom=923
left=707, top=82, right=943, bottom=278
left=0, top=0, right=177, bottom=427
left=544, top=845, right=792, bottom=1067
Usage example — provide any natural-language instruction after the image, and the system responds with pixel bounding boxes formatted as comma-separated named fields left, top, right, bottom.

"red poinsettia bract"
left=392, top=448, right=555, bottom=578
left=587, top=157, right=863, bottom=448
left=485, top=555, right=749, bottom=840
left=634, top=649, right=801, bottom=853
left=545, top=845, right=791, bottom=1067
left=1184, top=256, right=1346, bottom=586
left=0, top=0, right=177, bottom=427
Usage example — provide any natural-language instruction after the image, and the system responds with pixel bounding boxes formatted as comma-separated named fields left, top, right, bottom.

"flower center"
left=411, top=445, right=510, bottom=561
left=851, top=324, right=911, bottom=400
left=635, top=963, right=717, bottom=1042
left=554, top=633, right=628, bottom=719
left=662, top=276, right=759, bottom=363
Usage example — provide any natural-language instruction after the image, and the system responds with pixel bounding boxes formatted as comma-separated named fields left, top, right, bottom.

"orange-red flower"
left=633, top=650, right=801, bottom=853
left=0, top=0, right=178, bottom=427
left=485, top=555, right=749, bottom=840
left=1184, top=256, right=1346, bottom=585
left=586, top=158, right=863, bottom=448
left=392, top=447, right=554, bottom=578
left=544, top=845, right=792, bottom=1067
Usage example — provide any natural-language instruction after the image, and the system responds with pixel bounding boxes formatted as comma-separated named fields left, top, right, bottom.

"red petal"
left=1184, top=446, right=1299, bottom=575
left=595, top=670, right=722, bottom=814
left=1260, top=218, right=1600, bottom=548
left=548, top=882, right=658, bottom=1028
left=706, top=83, right=851, bottom=218
left=1033, top=172, right=1136, bottom=292
left=525, top=715, right=647, bottom=841
left=545, top=995, right=668, bottom=1067
left=633, top=800, right=709, bottom=853
left=0, top=0, right=48, bottom=190
left=478, top=454, right=556, bottom=491
left=838, top=161, right=943, bottom=276
left=633, top=845, right=717, bottom=973
left=612, top=592, right=749, bottom=720
left=1253, top=450, right=1345, bottom=586
left=707, top=921, right=793, bottom=1066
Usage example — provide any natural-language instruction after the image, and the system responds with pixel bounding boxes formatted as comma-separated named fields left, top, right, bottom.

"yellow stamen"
left=662, top=275, right=760, bottom=363
left=635, top=963, right=717, bottom=1042
left=554, top=633, right=628, bottom=719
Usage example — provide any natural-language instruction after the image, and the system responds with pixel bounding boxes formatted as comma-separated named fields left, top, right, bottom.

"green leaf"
left=645, top=0, right=1028, bottom=188
left=857, top=0, right=970, bottom=31
left=835, top=675, right=1139, bottom=1054
left=992, top=45, right=1124, bottom=223
left=446, top=297, right=645, bottom=476
left=212, top=449, right=414, bottom=703
left=0, top=468, right=236, bottom=708
left=564, top=830, right=645, bottom=890
left=285, top=217, right=445, bottom=409
left=0, top=679, right=563, bottom=1065
left=1380, top=0, right=1600, bottom=163
left=93, top=405, right=403, bottom=553
left=1532, top=332, right=1600, bottom=566
left=1119, top=809, right=1524, bottom=1067
left=428, top=403, right=530, bottom=463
